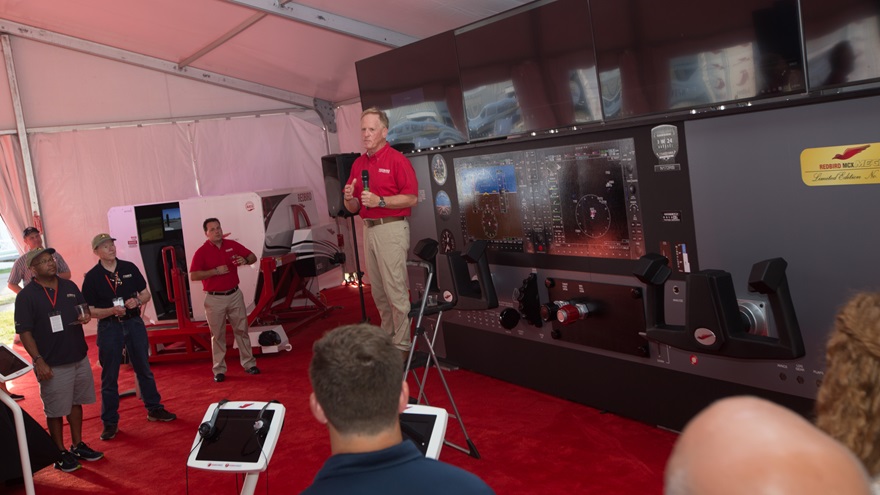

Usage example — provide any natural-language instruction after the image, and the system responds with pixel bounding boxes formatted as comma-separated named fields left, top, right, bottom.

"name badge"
left=50, top=311, right=64, bottom=333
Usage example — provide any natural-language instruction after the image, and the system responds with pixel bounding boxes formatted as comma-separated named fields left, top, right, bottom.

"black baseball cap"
left=23, top=227, right=40, bottom=237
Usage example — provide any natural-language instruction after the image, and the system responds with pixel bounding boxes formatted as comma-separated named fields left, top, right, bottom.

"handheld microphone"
left=361, top=170, right=370, bottom=209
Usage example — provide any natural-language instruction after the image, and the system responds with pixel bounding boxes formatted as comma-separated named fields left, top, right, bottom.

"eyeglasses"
left=33, top=257, right=56, bottom=267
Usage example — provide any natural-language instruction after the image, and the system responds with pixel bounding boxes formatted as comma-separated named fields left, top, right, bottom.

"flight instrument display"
left=453, top=138, right=644, bottom=260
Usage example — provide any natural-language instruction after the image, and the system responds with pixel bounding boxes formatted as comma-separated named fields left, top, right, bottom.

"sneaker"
left=54, top=450, right=82, bottom=473
left=214, top=373, right=225, bottom=382
left=70, top=442, right=104, bottom=462
left=245, top=366, right=261, bottom=375
left=100, top=423, right=118, bottom=441
left=147, top=407, right=177, bottom=422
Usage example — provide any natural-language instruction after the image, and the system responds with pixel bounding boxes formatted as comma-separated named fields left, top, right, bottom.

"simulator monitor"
left=453, top=137, right=644, bottom=260
left=0, top=343, right=32, bottom=382
left=187, top=401, right=286, bottom=473
left=162, top=207, right=182, bottom=232
left=400, top=404, right=448, bottom=460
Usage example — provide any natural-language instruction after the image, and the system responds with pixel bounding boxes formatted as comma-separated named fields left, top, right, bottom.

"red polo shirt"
left=347, top=143, right=418, bottom=219
left=190, top=239, right=254, bottom=292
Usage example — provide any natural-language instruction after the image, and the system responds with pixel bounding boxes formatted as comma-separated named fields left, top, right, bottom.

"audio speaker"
left=322, top=153, right=361, bottom=218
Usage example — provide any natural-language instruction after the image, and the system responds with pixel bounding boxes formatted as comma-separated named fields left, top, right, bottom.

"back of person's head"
left=665, top=396, right=871, bottom=495
left=309, top=324, right=403, bottom=435
left=816, top=292, right=880, bottom=476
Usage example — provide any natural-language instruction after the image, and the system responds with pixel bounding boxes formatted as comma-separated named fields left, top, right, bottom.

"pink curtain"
left=26, top=114, right=328, bottom=283
left=0, top=135, right=31, bottom=253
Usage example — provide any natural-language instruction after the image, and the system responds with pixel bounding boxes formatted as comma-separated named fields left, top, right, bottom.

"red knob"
left=556, top=304, right=581, bottom=325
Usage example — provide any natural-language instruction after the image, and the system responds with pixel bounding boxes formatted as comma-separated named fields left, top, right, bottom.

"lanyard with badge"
left=105, top=272, right=126, bottom=310
left=42, top=284, right=64, bottom=333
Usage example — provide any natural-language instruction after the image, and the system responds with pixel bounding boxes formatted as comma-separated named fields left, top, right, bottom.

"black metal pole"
left=349, top=214, right=369, bottom=322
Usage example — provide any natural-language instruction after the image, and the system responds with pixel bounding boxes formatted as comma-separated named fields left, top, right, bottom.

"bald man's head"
left=665, top=396, right=871, bottom=495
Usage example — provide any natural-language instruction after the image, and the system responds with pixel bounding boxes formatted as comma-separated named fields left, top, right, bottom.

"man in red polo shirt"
left=343, top=108, right=418, bottom=354
left=189, top=218, right=259, bottom=383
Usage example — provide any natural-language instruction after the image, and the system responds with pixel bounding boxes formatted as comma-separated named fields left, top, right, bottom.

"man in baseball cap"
left=82, top=233, right=176, bottom=441
left=4, top=228, right=72, bottom=402
left=15, top=245, right=103, bottom=472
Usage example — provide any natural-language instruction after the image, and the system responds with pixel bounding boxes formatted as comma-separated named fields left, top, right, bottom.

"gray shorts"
left=39, top=356, right=97, bottom=418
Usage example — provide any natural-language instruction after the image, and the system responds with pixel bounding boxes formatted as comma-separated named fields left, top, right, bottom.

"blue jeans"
left=96, top=316, right=163, bottom=425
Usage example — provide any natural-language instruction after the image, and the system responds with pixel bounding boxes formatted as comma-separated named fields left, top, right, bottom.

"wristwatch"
left=378, top=196, right=386, bottom=208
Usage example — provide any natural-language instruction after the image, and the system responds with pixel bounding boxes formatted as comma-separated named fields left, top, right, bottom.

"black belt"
left=364, top=216, right=406, bottom=228
left=206, top=287, right=238, bottom=296
left=101, top=314, right=139, bottom=322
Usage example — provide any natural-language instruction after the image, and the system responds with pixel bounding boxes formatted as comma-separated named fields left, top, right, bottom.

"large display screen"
left=453, top=138, right=644, bottom=260
left=801, top=0, right=880, bottom=91
left=135, top=202, right=182, bottom=245
left=356, top=31, right=468, bottom=148
left=591, top=0, right=805, bottom=119
left=455, top=0, right=600, bottom=141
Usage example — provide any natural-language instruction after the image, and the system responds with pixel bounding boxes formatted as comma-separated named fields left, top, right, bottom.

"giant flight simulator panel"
left=406, top=117, right=825, bottom=429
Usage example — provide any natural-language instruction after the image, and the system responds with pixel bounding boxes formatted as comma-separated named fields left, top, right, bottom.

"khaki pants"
left=204, top=289, right=256, bottom=374
left=364, top=219, right=412, bottom=350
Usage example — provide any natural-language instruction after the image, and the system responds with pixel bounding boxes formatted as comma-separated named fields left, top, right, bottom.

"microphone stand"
left=346, top=212, right=369, bottom=323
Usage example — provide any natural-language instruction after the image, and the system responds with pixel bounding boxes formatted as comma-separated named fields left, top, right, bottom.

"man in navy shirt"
left=82, top=233, right=176, bottom=442
left=302, top=324, right=494, bottom=495
left=15, top=247, right=103, bottom=472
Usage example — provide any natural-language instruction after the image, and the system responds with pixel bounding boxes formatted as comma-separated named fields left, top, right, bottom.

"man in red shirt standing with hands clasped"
left=190, top=218, right=259, bottom=383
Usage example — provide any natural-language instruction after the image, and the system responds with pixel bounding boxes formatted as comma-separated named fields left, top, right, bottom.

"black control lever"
left=633, top=254, right=804, bottom=359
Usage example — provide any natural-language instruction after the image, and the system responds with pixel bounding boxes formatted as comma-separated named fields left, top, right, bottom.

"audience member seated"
left=302, top=323, right=494, bottom=495
left=816, top=292, right=880, bottom=491
left=665, top=395, right=872, bottom=495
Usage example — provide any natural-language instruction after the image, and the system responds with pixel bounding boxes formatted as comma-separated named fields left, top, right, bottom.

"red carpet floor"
left=5, top=284, right=677, bottom=494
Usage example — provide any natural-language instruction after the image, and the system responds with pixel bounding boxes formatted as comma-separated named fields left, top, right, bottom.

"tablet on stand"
left=187, top=401, right=286, bottom=495
left=400, top=404, right=449, bottom=460
left=0, top=343, right=36, bottom=495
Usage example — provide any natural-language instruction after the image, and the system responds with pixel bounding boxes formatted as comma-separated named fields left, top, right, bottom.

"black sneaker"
left=214, top=373, right=225, bottom=382
left=245, top=366, right=261, bottom=375
left=100, top=423, right=118, bottom=441
left=54, top=450, right=82, bottom=473
left=147, top=407, right=177, bottom=422
left=70, top=442, right=104, bottom=462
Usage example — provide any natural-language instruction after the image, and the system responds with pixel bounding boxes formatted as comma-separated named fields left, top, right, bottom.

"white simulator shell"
left=108, top=188, right=325, bottom=322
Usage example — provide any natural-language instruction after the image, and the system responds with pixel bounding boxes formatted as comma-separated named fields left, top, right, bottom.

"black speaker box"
left=322, top=153, right=361, bottom=218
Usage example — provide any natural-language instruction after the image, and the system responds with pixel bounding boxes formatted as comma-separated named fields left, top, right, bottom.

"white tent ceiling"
left=0, top=0, right=530, bottom=112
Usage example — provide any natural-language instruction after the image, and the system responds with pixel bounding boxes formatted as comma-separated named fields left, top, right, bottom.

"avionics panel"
left=453, top=139, right=643, bottom=260
left=429, top=123, right=696, bottom=276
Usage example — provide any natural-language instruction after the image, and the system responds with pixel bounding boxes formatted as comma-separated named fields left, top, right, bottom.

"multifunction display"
left=454, top=138, right=645, bottom=260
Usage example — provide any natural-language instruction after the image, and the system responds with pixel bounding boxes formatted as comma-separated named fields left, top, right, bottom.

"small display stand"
left=400, top=404, right=448, bottom=460
left=0, top=343, right=35, bottom=495
left=187, top=400, right=286, bottom=495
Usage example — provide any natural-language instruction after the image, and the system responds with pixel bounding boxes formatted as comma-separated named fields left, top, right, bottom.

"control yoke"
left=445, top=240, right=498, bottom=311
left=633, top=254, right=804, bottom=359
